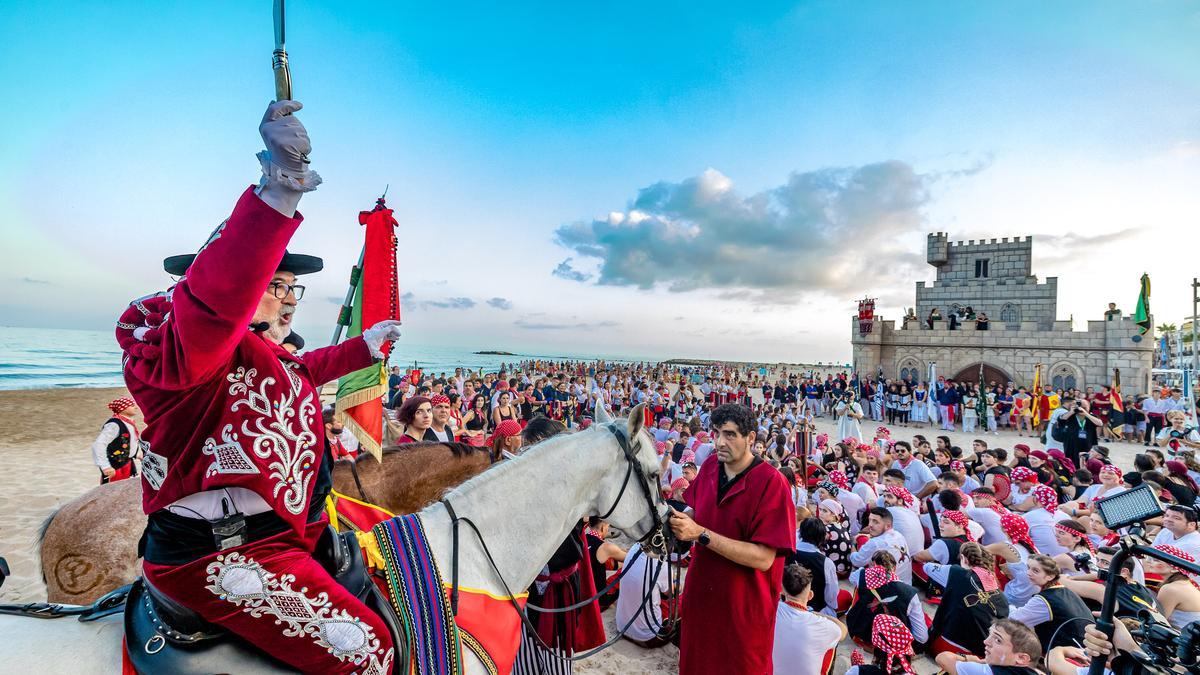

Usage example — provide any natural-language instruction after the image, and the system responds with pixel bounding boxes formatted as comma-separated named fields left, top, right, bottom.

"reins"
left=439, top=421, right=674, bottom=664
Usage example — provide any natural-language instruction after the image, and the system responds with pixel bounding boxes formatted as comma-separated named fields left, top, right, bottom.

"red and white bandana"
left=669, top=477, right=690, bottom=493
left=108, top=397, right=135, bottom=414
left=886, top=485, right=915, bottom=508
left=429, top=393, right=451, bottom=407
left=1001, top=513, right=1038, bottom=553
left=849, top=649, right=865, bottom=666
left=655, top=441, right=667, bottom=456
left=864, top=564, right=896, bottom=590
left=1011, top=466, right=1038, bottom=484
left=1032, top=484, right=1058, bottom=512
left=871, top=614, right=915, bottom=675
left=949, top=460, right=966, bottom=473
left=828, top=470, right=851, bottom=491
left=940, top=510, right=975, bottom=542
left=1055, top=522, right=1096, bottom=556
left=1152, top=544, right=1200, bottom=588
left=486, top=419, right=522, bottom=446
left=875, top=426, right=891, bottom=438
left=1099, top=464, right=1122, bottom=481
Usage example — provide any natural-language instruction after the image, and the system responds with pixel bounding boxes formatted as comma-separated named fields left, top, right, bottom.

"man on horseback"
left=119, top=100, right=400, bottom=674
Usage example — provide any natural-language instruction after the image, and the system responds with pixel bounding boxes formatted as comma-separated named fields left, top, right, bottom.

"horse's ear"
left=595, top=402, right=613, bottom=425
left=627, top=403, right=646, bottom=439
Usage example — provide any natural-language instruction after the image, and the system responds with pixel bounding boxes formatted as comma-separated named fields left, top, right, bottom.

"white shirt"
left=853, top=481, right=881, bottom=507
left=892, top=458, right=937, bottom=496
left=614, top=543, right=672, bottom=642
left=772, top=603, right=842, bottom=675
left=1025, top=508, right=1070, bottom=557
left=338, top=427, right=361, bottom=452
left=966, top=506, right=1007, bottom=545
left=836, top=490, right=866, bottom=533
left=1151, top=529, right=1200, bottom=560
left=1044, top=406, right=1071, bottom=452
left=849, top=528, right=912, bottom=584
left=889, top=506, right=926, bottom=567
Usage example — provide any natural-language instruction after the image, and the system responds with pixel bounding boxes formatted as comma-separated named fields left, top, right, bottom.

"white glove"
left=256, top=100, right=322, bottom=195
left=362, top=320, right=402, bottom=359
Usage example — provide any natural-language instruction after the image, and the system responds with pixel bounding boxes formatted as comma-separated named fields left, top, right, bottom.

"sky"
left=2, top=1, right=1199, bottom=364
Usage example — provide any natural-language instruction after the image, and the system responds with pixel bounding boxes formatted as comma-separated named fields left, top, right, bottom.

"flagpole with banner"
left=1030, top=364, right=1042, bottom=427
left=334, top=195, right=400, bottom=460
left=1135, top=273, right=1152, bottom=336
left=976, top=363, right=987, bottom=423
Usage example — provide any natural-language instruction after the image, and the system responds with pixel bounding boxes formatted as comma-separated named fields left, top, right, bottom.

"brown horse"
left=38, top=441, right=491, bottom=604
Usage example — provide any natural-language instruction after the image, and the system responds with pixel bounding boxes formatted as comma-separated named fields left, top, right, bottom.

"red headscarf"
left=864, top=564, right=897, bottom=590
left=885, top=485, right=915, bottom=508
left=1166, top=461, right=1200, bottom=493
left=949, top=460, right=966, bottom=473
left=1153, top=544, right=1200, bottom=588
left=871, top=614, right=915, bottom=675
left=487, top=419, right=522, bottom=446
left=940, top=510, right=975, bottom=542
left=429, top=393, right=451, bottom=407
left=108, top=397, right=135, bottom=414
left=1011, top=466, right=1037, bottom=484
left=828, top=470, right=851, bottom=491
left=1032, top=484, right=1058, bottom=513
left=1001, top=513, right=1038, bottom=553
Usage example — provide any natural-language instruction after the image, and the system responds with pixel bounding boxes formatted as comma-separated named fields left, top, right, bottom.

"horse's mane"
left=355, top=440, right=483, bottom=462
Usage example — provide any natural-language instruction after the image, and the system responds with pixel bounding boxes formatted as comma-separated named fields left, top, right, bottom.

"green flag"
left=1134, top=273, right=1151, bottom=335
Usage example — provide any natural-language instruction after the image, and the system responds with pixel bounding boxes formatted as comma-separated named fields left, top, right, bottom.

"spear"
left=272, top=0, right=292, bottom=102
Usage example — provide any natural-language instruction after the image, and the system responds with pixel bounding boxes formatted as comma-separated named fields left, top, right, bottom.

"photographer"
left=1069, top=614, right=1200, bottom=675
left=1053, top=398, right=1103, bottom=468
left=1156, top=410, right=1200, bottom=456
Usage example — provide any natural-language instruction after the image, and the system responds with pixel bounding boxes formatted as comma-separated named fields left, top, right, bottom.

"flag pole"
left=331, top=245, right=366, bottom=346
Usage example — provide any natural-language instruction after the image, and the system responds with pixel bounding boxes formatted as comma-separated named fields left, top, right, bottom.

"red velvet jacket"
left=122, top=186, right=375, bottom=536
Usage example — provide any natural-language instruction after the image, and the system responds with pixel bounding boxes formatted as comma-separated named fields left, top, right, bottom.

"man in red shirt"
left=669, top=404, right=797, bottom=674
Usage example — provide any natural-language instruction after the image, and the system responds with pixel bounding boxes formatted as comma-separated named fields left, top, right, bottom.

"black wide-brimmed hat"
left=163, top=250, right=324, bottom=276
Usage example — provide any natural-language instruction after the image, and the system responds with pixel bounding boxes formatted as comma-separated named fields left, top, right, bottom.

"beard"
left=264, top=305, right=296, bottom=344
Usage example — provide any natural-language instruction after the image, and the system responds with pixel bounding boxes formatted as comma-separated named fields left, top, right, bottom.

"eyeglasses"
left=269, top=281, right=306, bottom=300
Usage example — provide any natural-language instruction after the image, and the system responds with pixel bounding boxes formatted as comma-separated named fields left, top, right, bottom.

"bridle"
left=439, top=421, right=674, bottom=665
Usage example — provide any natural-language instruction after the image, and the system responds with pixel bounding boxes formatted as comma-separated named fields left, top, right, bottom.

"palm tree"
left=1158, top=323, right=1177, bottom=333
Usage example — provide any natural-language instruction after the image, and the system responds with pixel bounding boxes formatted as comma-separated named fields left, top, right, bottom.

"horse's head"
left=593, top=403, right=670, bottom=556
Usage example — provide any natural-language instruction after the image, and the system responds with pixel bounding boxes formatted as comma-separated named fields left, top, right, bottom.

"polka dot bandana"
left=1011, top=467, right=1038, bottom=484
left=817, top=481, right=840, bottom=498
left=1055, top=522, right=1096, bottom=556
left=949, top=460, right=966, bottom=473
left=108, top=397, right=135, bottom=414
left=1001, top=513, right=1038, bottom=553
left=1099, top=464, right=1123, bottom=481
left=886, top=485, right=915, bottom=508
left=871, top=614, right=915, bottom=675
left=828, top=470, right=851, bottom=491
left=864, top=564, right=896, bottom=590
left=1032, top=484, right=1058, bottom=512
left=940, top=510, right=975, bottom=542
left=1152, top=544, right=1200, bottom=588
left=429, top=394, right=451, bottom=407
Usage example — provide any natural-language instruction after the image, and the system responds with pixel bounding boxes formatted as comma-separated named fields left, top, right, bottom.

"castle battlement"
left=852, top=232, right=1154, bottom=394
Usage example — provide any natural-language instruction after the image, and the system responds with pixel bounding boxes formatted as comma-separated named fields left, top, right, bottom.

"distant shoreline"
left=472, top=350, right=518, bottom=356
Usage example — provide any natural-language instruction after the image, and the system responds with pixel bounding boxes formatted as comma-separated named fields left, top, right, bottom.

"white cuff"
left=257, top=150, right=322, bottom=193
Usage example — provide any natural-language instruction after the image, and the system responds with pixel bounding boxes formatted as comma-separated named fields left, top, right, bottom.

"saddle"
left=124, top=526, right=405, bottom=674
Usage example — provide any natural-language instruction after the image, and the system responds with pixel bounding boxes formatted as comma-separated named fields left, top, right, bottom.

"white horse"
left=0, top=403, right=666, bottom=674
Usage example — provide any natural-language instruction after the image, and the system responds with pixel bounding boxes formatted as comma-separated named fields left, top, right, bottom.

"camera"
left=1070, top=551, right=1094, bottom=574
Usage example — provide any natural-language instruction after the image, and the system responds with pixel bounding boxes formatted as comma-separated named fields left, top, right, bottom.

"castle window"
left=975, top=259, right=989, bottom=278
left=1000, top=303, right=1021, bottom=324
left=1051, top=365, right=1077, bottom=391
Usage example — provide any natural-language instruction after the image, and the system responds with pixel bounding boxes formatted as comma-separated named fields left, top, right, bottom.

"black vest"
left=938, top=535, right=967, bottom=565
left=1034, top=586, right=1092, bottom=652
left=788, top=548, right=830, bottom=612
left=104, top=417, right=135, bottom=470
left=928, top=566, right=1010, bottom=656
left=847, top=576, right=917, bottom=644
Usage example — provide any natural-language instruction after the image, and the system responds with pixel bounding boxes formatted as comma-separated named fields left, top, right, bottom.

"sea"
left=0, top=326, right=656, bottom=391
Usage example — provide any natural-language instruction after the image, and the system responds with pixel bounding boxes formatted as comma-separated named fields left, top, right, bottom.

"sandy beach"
left=0, top=386, right=1149, bottom=673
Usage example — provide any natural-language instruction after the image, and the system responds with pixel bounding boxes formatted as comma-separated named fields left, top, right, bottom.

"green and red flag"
left=335, top=197, right=400, bottom=460
left=1134, top=273, right=1152, bottom=336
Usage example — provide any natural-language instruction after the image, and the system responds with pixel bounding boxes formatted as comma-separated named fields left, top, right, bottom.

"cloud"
left=486, top=297, right=513, bottom=310
left=1040, top=229, right=1139, bottom=250
left=19, top=277, right=51, bottom=285
left=421, top=297, right=476, bottom=310
left=552, top=258, right=592, bottom=282
left=553, top=162, right=935, bottom=301
left=514, top=317, right=619, bottom=331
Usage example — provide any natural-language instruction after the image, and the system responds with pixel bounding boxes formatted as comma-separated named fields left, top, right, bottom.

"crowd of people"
left=368, top=359, right=1200, bottom=674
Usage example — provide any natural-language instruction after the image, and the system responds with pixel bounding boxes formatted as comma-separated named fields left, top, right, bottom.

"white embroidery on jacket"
left=226, top=366, right=318, bottom=515
left=141, top=442, right=168, bottom=491
left=202, top=424, right=259, bottom=476
left=205, top=552, right=392, bottom=673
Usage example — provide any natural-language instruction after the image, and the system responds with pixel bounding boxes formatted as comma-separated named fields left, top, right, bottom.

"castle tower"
left=915, top=235, right=1056, bottom=329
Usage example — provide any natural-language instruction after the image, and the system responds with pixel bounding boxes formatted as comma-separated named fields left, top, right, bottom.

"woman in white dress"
left=835, top=390, right=865, bottom=443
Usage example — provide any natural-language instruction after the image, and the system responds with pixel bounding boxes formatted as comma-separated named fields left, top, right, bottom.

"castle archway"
left=952, top=363, right=1012, bottom=388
